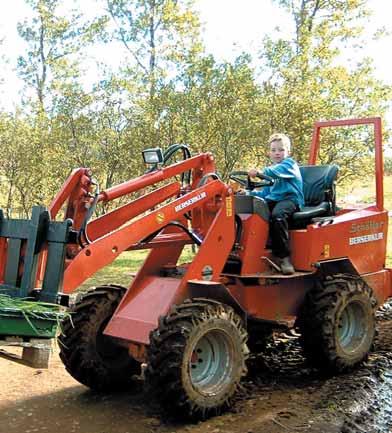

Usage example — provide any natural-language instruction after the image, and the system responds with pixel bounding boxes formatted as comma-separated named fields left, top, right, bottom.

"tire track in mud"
left=237, top=300, right=392, bottom=433
left=336, top=304, right=392, bottom=433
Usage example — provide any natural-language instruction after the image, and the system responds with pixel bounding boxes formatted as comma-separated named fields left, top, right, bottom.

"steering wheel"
left=229, top=170, right=274, bottom=191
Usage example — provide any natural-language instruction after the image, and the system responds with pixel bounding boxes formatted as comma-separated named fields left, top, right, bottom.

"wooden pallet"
left=0, top=336, right=53, bottom=368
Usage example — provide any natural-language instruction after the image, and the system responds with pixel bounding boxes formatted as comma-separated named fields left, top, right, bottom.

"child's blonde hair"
left=268, top=133, right=291, bottom=153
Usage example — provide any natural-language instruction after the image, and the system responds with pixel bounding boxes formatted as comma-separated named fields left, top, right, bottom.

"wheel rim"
left=189, top=329, right=234, bottom=395
left=337, top=301, right=368, bottom=352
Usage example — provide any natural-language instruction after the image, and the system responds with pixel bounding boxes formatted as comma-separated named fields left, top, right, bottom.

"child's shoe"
left=280, top=256, right=295, bottom=275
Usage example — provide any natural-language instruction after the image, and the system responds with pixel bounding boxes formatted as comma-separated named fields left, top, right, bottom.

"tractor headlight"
left=142, top=148, right=164, bottom=165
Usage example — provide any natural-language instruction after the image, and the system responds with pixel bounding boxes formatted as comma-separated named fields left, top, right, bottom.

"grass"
left=77, top=246, right=195, bottom=293
left=76, top=176, right=392, bottom=292
left=77, top=250, right=146, bottom=292
left=338, top=175, right=392, bottom=209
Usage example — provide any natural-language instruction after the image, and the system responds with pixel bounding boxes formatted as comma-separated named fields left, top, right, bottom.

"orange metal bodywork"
left=291, top=207, right=388, bottom=274
left=104, top=200, right=234, bottom=344
left=309, top=117, right=384, bottom=210
left=7, top=117, right=390, bottom=356
left=226, top=276, right=315, bottom=326
left=53, top=152, right=235, bottom=344
left=236, top=215, right=270, bottom=274
left=62, top=179, right=233, bottom=293
left=220, top=117, right=391, bottom=326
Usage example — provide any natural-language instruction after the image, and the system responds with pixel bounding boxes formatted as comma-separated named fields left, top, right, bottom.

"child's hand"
left=248, top=168, right=258, bottom=178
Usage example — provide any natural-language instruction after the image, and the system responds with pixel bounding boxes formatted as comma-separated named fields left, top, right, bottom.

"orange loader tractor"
left=0, top=117, right=389, bottom=419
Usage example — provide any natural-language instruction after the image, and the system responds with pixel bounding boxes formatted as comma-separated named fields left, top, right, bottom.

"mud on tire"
left=146, top=298, right=249, bottom=420
left=299, top=274, right=377, bottom=373
left=59, top=285, right=141, bottom=391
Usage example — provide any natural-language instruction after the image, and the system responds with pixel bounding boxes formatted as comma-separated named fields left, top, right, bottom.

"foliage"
left=148, top=55, right=265, bottom=178
left=0, top=0, right=390, bottom=218
left=17, top=0, right=105, bottom=112
left=384, top=157, right=392, bottom=176
left=261, top=0, right=391, bottom=175
left=105, top=0, right=202, bottom=98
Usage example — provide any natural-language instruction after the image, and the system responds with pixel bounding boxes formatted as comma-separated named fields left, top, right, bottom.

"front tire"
left=146, top=299, right=249, bottom=419
left=299, top=274, right=376, bottom=373
left=59, top=285, right=141, bottom=391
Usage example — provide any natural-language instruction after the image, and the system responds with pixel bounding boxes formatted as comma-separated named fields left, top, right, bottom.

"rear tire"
left=146, top=299, right=249, bottom=419
left=299, top=274, right=376, bottom=373
left=59, top=285, right=141, bottom=391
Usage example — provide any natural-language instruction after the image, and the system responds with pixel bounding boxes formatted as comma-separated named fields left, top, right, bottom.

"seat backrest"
left=300, top=165, right=339, bottom=207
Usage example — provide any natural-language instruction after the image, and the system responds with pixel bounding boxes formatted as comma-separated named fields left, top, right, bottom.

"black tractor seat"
left=292, top=164, right=339, bottom=227
left=292, top=202, right=331, bottom=221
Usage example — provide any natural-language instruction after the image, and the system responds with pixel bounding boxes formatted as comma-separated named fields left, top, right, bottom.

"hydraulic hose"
left=78, top=178, right=100, bottom=246
left=146, top=144, right=192, bottom=185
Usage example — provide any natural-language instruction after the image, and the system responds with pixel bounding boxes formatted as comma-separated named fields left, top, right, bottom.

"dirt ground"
left=2, top=303, right=392, bottom=433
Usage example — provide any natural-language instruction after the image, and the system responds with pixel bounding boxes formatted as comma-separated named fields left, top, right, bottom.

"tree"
left=259, top=0, right=391, bottom=180
left=134, top=54, right=265, bottom=178
left=0, top=112, right=52, bottom=217
left=105, top=0, right=202, bottom=98
left=17, top=0, right=105, bottom=113
left=11, top=0, right=108, bottom=215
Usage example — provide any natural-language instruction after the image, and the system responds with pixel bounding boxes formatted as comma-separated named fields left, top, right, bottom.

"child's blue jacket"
left=251, top=157, right=304, bottom=208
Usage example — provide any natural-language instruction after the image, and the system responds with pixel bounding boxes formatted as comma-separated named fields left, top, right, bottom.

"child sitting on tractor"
left=248, top=133, right=304, bottom=274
